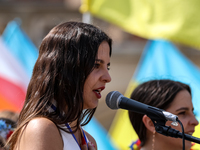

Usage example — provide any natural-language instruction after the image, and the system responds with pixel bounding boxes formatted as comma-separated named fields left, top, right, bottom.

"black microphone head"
left=106, top=91, right=123, bottom=109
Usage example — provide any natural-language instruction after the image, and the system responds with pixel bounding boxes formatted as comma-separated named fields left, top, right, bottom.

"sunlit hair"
left=128, top=79, right=191, bottom=147
left=8, top=21, right=112, bottom=149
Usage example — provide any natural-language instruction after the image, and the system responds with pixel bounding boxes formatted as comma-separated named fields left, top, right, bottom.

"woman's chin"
left=185, top=141, right=192, bottom=150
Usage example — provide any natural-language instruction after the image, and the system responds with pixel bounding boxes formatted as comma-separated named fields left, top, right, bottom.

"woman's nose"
left=102, top=69, right=111, bottom=83
left=190, top=114, right=199, bottom=126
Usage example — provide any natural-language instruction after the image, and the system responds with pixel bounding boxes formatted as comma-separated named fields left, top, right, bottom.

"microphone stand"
left=154, top=124, right=200, bottom=144
left=148, top=114, right=200, bottom=144
left=147, top=108, right=200, bottom=144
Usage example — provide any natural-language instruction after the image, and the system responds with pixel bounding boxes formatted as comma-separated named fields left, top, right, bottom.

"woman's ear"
left=142, top=115, right=155, bottom=133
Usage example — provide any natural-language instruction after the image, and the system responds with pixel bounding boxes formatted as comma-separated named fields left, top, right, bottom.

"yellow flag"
left=80, top=0, right=200, bottom=49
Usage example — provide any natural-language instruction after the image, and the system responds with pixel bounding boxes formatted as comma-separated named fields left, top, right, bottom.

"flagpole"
left=82, top=12, right=92, bottom=24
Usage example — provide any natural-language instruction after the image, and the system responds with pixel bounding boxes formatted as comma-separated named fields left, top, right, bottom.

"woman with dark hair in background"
left=129, top=79, right=198, bottom=150
left=7, top=21, right=112, bottom=150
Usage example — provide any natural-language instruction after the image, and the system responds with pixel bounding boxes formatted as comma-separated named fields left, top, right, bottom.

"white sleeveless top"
left=48, top=101, right=89, bottom=149
left=59, top=125, right=89, bottom=150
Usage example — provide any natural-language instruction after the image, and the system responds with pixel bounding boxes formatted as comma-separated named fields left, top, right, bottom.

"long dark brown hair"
left=7, top=21, right=112, bottom=149
left=128, top=79, right=191, bottom=147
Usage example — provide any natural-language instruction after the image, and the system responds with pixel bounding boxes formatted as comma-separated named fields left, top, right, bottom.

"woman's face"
left=156, top=90, right=199, bottom=150
left=83, top=41, right=111, bottom=109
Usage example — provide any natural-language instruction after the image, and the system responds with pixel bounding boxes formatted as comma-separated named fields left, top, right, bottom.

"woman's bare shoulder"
left=27, top=117, right=58, bottom=132
left=17, top=117, right=63, bottom=150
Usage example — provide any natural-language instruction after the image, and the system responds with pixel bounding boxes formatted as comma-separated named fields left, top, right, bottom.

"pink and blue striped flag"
left=0, top=19, right=39, bottom=112
left=2, top=19, right=38, bottom=77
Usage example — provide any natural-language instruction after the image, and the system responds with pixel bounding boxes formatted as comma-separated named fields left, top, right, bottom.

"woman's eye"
left=107, top=66, right=110, bottom=70
left=94, top=63, right=100, bottom=68
left=178, top=111, right=186, bottom=115
left=193, top=111, right=196, bottom=116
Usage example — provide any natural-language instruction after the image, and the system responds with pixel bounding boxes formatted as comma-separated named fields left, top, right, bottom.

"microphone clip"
left=154, top=124, right=181, bottom=138
left=147, top=107, right=167, bottom=126
left=147, top=107, right=178, bottom=127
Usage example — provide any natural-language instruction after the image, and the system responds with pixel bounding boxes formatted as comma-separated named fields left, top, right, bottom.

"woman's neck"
left=140, top=144, right=152, bottom=150
left=68, top=121, right=84, bottom=146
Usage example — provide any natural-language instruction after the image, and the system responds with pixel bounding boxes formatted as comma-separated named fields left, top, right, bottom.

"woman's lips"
left=94, top=90, right=101, bottom=99
left=185, top=130, right=195, bottom=135
left=93, top=87, right=105, bottom=99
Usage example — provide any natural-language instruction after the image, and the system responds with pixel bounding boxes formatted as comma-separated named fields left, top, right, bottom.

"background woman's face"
left=156, top=90, right=199, bottom=150
left=83, top=41, right=111, bottom=109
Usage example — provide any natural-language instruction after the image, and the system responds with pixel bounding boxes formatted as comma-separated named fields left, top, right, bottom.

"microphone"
left=106, top=91, right=178, bottom=123
left=106, top=91, right=200, bottom=144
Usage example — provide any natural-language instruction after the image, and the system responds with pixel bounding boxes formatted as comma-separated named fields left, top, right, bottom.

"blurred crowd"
left=0, top=110, right=18, bottom=150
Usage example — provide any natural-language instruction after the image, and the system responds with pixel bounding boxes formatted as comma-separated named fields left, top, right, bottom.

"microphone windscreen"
left=105, top=91, right=122, bottom=109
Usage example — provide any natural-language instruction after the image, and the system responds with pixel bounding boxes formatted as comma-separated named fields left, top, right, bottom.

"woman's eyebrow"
left=175, top=107, right=190, bottom=112
left=95, top=59, right=110, bottom=66
left=95, top=59, right=104, bottom=63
